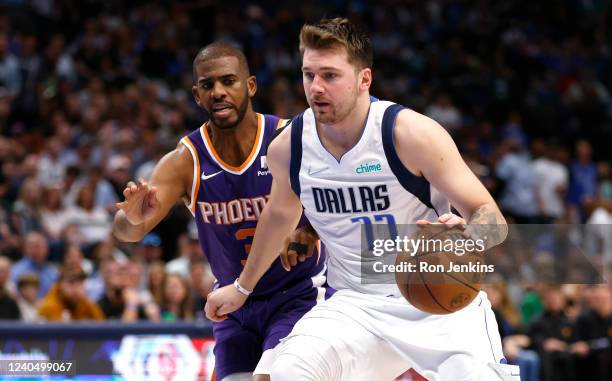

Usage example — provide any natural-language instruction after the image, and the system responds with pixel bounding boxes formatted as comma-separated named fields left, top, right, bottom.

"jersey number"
left=235, top=228, right=256, bottom=265
left=350, top=214, right=398, bottom=251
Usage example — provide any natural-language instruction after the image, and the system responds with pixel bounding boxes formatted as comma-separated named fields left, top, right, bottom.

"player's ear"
left=192, top=85, right=202, bottom=107
left=359, top=68, right=372, bottom=91
left=247, top=75, right=257, bottom=97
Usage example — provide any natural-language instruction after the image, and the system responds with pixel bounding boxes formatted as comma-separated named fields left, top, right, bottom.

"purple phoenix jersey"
left=181, top=113, right=328, bottom=379
left=181, top=113, right=325, bottom=296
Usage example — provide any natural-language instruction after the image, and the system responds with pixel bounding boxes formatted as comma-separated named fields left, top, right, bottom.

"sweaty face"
left=193, top=57, right=253, bottom=129
left=302, top=47, right=361, bottom=124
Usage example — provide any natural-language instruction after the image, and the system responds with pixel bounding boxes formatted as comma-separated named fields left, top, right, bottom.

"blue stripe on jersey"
left=290, top=113, right=304, bottom=197
left=381, top=104, right=439, bottom=215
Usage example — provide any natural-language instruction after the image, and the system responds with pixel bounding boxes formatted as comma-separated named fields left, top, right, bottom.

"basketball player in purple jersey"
left=112, top=43, right=327, bottom=381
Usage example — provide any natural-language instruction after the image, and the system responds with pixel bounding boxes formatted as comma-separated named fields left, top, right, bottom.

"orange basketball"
left=395, top=226, right=486, bottom=314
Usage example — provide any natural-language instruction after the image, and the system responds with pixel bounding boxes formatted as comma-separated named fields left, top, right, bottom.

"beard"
left=211, top=93, right=249, bottom=130
left=310, top=87, right=359, bottom=125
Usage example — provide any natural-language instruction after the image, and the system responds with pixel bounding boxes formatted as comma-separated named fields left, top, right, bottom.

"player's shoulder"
left=267, top=121, right=291, bottom=156
left=267, top=111, right=303, bottom=147
left=159, top=138, right=195, bottom=178
left=394, top=107, right=448, bottom=149
left=260, top=113, right=289, bottom=131
left=370, top=99, right=439, bottom=133
left=265, top=114, right=302, bottom=167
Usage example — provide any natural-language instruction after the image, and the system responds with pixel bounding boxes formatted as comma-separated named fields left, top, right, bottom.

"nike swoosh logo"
left=308, top=167, right=328, bottom=175
left=201, top=170, right=223, bottom=180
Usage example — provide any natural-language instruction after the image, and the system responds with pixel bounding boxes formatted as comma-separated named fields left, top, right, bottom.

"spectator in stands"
left=147, top=260, right=165, bottom=306
left=65, top=165, right=118, bottom=212
left=501, top=112, right=528, bottom=151
left=165, top=232, right=202, bottom=278
left=13, top=32, right=41, bottom=122
left=598, top=163, right=612, bottom=201
left=106, top=155, right=133, bottom=200
left=571, top=285, right=611, bottom=381
left=568, top=140, right=598, bottom=221
left=61, top=166, right=81, bottom=206
left=495, top=138, right=538, bottom=223
left=39, top=184, right=67, bottom=242
left=97, top=260, right=159, bottom=321
left=37, top=137, right=66, bottom=188
left=97, top=260, right=133, bottom=321
left=38, top=266, right=104, bottom=321
left=133, top=233, right=163, bottom=290
left=11, top=176, right=43, bottom=235
left=529, top=286, right=575, bottom=381
left=462, top=136, right=496, bottom=193
left=189, top=257, right=215, bottom=319
left=16, top=273, right=40, bottom=322
left=561, top=284, right=586, bottom=323
left=11, top=231, right=58, bottom=298
left=0, top=255, right=20, bottom=319
left=0, top=212, right=20, bottom=259
left=425, top=94, right=463, bottom=132
left=84, top=239, right=130, bottom=300
left=160, top=273, right=193, bottom=322
left=62, top=244, right=93, bottom=276
left=91, top=236, right=128, bottom=264
left=0, top=32, right=21, bottom=98
left=532, top=140, right=569, bottom=223
left=63, top=183, right=112, bottom=249
left=124, top=260, right=160, bottom=318
left=85, top=256, right=113, bottom=301
left=585, top=199, right=612, bottom=267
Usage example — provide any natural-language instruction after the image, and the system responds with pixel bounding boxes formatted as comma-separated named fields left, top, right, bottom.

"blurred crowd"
left=484, top=283, right=610, bottom=381
left=0, top=0, right=611, bottom=379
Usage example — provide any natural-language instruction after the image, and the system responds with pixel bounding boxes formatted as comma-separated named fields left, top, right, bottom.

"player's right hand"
left=115, top=178, right=159, bottom=225
left=279, top=226, right=318, bottom=271
left=205, top=284, right=247, bottom=322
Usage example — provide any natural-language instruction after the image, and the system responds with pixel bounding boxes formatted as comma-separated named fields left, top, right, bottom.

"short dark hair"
left=17, top=273, right=40, bottom=289
left=299, top=18, right=373, bottom=69
left=59, top=266, right=87, bottom=282
left=192, top=42, right=250, bottom=78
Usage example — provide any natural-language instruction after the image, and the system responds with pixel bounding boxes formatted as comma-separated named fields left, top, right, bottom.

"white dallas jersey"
left=288, top=100, right=451, bottom=296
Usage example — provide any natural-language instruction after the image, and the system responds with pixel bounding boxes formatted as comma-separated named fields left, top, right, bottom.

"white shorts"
left=253, top=348, right=277, bottom=375
left=268, top=290, right=520, bottom=381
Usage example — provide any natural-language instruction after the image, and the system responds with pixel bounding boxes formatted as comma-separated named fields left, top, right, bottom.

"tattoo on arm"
left=468, top=205, right=498, bottom=225
left=467, top=204, right=507, bottom=250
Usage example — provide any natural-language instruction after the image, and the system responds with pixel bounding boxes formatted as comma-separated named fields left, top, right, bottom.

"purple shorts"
left=213, top=278, right=332, bottom=380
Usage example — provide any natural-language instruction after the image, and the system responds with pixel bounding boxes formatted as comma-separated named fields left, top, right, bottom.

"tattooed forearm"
left=469, top=204, right=499, bottom=225
left=467, top=203, right=508, bottom=249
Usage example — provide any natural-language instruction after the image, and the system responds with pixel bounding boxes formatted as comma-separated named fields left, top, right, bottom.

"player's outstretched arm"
left=112, top=144, right=192, bottom=242
left=205, top=128, right=303, bottom=321
left=394, top=109, right=507, bottom=247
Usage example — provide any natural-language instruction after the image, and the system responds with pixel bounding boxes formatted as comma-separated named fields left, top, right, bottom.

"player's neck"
left=317, top=95, right=371, bottom=161
left=207, top=110, right=259, bottom=167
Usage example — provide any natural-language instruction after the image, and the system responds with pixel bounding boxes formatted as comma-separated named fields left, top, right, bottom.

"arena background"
left=0, top=1, right=610, bottom=380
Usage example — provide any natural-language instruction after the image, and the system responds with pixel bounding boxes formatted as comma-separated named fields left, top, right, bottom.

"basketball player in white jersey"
left=206, top=18, right=520, bottom=381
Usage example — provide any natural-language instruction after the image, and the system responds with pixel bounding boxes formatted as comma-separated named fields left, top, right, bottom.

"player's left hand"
left=204, top=284, right=247, bottom=322
left=416, top=213, right=486, bottom=242
left=279, top=225, right=318, bottom=271
left=416, top=213, right=466, bottom=229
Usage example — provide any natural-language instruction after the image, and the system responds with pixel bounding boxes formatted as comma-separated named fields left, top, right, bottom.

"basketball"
left=395, top=226, right=486, bottom=315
